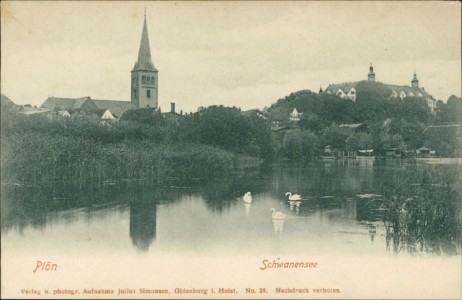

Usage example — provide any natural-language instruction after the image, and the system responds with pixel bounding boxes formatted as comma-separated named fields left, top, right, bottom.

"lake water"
left=2, top=158, right=460, bottom=258
left=2, top=158, right=461, bottom=299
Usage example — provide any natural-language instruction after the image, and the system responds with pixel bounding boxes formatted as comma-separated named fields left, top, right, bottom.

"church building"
left=41, top=13, right=158, bottom=117
left=324, top=64, right=437, bottom=112
left=131, top=12, right=158, bottom=109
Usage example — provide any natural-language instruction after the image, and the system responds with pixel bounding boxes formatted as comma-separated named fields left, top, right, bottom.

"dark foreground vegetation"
left=360, top=164, right=462, bottom=256
left=1, top=106, right=269, bottom=186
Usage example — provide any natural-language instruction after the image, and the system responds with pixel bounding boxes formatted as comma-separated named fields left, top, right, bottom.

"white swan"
left=285, top=192, right=302, bottom=201
left=243, top=192, right=252, bottom=204
left=271, top=208, right=286, bottom=219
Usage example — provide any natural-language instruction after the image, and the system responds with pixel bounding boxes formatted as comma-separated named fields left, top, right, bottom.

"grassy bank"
left=1, top=132, right=261, bottom=186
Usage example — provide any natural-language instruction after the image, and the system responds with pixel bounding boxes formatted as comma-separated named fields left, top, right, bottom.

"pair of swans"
left=243, top=191, right=302, bottom=202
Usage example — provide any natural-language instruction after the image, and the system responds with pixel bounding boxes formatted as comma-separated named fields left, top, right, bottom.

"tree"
left=178, top=106, right=272, bottom=159
left=354, top=81, right=393, bottom=121
left=401, top=97, right=431, bottom=124
left=345, top=132, right=373, bottom=150
left=281, top=129, right=319, bottom=159
left=120, top=108, right=166, bottom=126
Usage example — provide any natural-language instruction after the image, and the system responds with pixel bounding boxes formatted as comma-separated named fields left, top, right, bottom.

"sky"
left=1, top=1, right=461, bottom=113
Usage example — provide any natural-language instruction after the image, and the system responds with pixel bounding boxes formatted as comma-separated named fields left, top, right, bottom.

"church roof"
left=41, top=96, right=97, bottom=110
left=92, top=99, right=135, bottom=118
left=132, top=16, right=157, bottom=72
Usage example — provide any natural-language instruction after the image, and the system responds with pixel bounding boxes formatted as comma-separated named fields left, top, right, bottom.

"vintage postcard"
left=1, top=1, right=461, bottom=299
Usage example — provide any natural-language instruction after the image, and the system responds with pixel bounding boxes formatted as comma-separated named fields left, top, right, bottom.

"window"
left=147, top=77, right=151, bottom=85
left=147, top=90, right=151, bottom=99
left=142, top=76, right=146, bottom=84
left=134, top=89, right=137, bottom=98
left=151, top=77, right=155, bottom=85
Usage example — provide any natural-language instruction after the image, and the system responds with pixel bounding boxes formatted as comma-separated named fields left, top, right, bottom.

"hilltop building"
left=40, top=12, right=158, bottom=117
left=325, top=64, right=437, bottom=112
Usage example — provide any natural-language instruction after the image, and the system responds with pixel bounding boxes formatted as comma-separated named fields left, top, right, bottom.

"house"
left=1, top=94, right=22, bottom=113
left=416, top=146, right=432, bottom=157
left=325, top=64, right=437, bottom=111
left=20, top=106, right=54, bottom=116
left=385, top=148, right=402, bottom=158
left=93, top=100, right=134, bottom=119
left=289, top=108, right=302, bottom=122
left=58, top=110, right=71, bottom=118
left=325, top=82, right=357, bottom=101
left=241, top=109, right=268, bottom=120
left=41, top=96, right=97, bottom=111
left=422, top=124, right=461, bottom=139
left=41, top=96, right=134, bottom=120
left=161, top=102, right=183, bottom=124
left=337, top=123, right=369, bottom=135
left=100, top=109, right=115, bottom=120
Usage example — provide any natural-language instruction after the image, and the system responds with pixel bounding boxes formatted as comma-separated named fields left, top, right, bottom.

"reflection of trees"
left=129, top=198, right=157, bottom=251
left=1, top=185, right=48, bottom=233
left=1, top=183, right=166, bottom=245
left=199, top=171, right=270, bottom=214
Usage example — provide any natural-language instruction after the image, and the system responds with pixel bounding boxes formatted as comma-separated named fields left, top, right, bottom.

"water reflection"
left=368, top=224, right=377, bottom=242
left=244, top=203, right=252, bottom=217
left=288, top=200, right=301, bottom=213
left=129, top=199, right=157, bottom=251
left=272, top=219, right=285, bottom=235
left=1, top=159, right=460, bottom=257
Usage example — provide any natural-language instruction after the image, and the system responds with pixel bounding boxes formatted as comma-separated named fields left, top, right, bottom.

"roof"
left=325, top=82, right=358, bottom=93
left=417, top=146, right=430, bottom=151
left=422, top=124, right=461, bottom=137
left=41, top=96, right=96, bottom=110
left=58, top=110, right=70, bottom=117
left=132, top=17, right=157, bottom=72
left=241, top=109, right=268, bottom=119
left=1, top=94, right=15, bottom=106
left=385, top=84, right=434, bottom=100
left=83, top=109, right=110, bottom=118
left=92, top=100, right=135, bottom=118
left=1, top=94, right=21, bottom=112
left=339, top=123, right=364, bottom=128
left=20, top=107, right=53, bottom=115
left=326, top=81, right=435, bottom=101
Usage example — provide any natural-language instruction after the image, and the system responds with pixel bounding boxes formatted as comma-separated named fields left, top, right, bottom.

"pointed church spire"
left=132, top=11, right=157, bottom=72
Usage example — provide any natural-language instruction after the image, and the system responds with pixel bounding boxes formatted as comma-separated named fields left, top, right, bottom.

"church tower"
left=411, top=72, right=419, bottom=88
left=367, top=63, right=375, bottom=82
left=131, top=11, right=158, bottom=109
